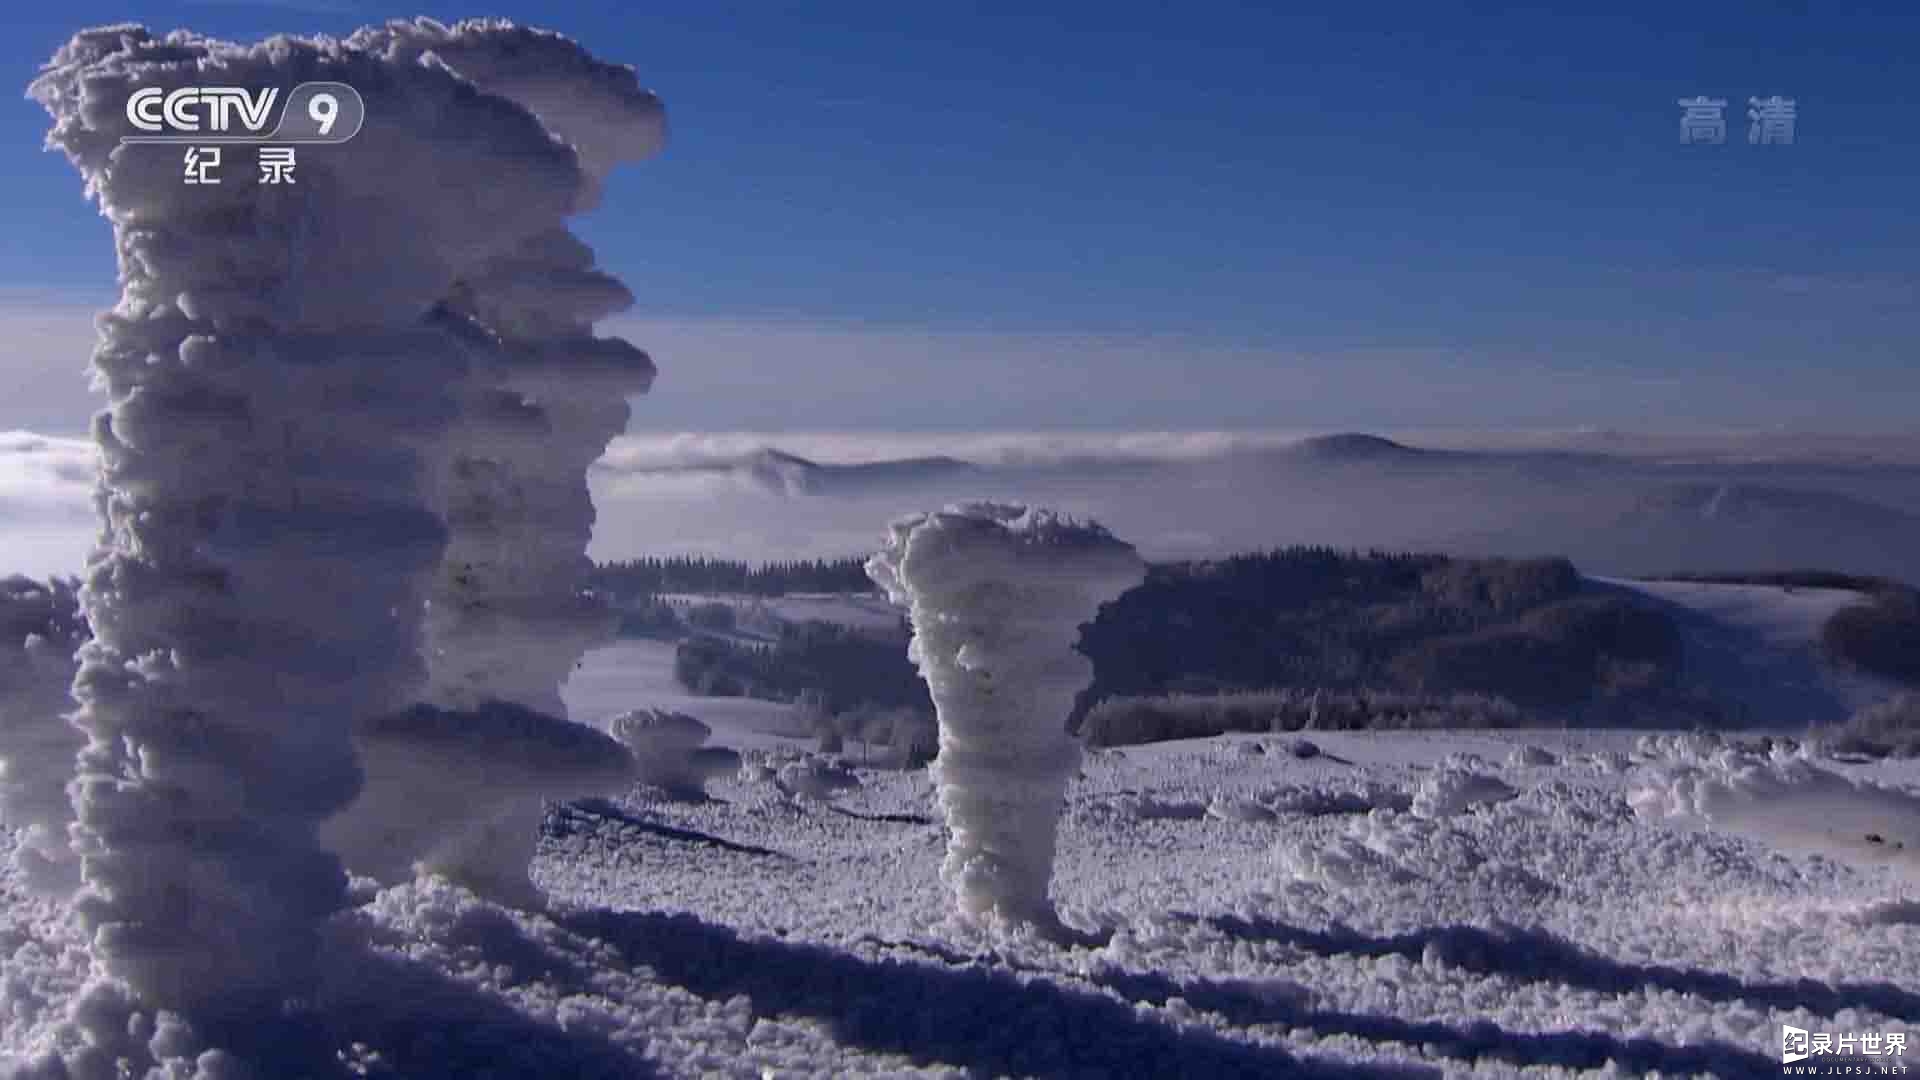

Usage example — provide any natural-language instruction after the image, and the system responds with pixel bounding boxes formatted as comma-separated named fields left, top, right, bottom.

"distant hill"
left=1282, top=433, right=1432, bottom=462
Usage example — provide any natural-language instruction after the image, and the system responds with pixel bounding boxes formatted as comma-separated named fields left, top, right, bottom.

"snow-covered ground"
left=453, top=730, right=1920, bottom=1076
left=14, top=722, right=1920, bottom=1076
left=1594, top=577, right=1903, bottom=727
left=10, top=581, right=1917, bottom=1075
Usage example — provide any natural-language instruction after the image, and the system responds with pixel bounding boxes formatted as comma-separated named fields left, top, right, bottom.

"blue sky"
left=5, top=1, right=1917, bottom=434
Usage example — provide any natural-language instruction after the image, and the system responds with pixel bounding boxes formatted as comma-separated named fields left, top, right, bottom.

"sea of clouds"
left=12, top=426, right=1920, bottom=583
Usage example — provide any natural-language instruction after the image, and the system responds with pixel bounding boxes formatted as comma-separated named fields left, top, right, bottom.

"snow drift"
left=29, top=16, right=663, bottom=1044
left=868, top=502, right=1144, bottom=932
left=1629, top=741, right=1920, bottom=882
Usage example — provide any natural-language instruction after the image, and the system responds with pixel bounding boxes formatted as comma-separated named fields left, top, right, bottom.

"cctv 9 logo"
left=123, top=82, right=365, bottom=144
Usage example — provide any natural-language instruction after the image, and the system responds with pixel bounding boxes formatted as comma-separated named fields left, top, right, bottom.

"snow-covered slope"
left=1592, top=577, right=1904, bottom=727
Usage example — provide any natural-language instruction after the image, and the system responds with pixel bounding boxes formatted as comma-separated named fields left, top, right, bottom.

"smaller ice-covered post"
left=867, top=502, right=1143, bottom=932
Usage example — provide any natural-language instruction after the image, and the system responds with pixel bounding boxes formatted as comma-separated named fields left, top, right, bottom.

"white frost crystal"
left=868, top=502, right=1143, bottom=930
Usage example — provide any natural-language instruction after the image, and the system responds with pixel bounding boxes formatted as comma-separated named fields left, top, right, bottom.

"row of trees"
left=590, top=555, right=874, bottom=601
left=1073, top=546, right=1594, bottom=708
left=1080, top=687, right=1530, bottom=747
left=657, top=545, right=1711, bottom=730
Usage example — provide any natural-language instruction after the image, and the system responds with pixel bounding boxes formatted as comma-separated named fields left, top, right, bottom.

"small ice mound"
left=1507, top=744, right=1557, bottom=769
left=1629, top=752, right=1920, bottom=881
left=324, top=701, right=634, bottom=909
left=606, top=708, right=735, bottom=794
left=1412, top=769, right=1517, bottom=820
left=1206, top=794, right=1277, bottom=823
left=1276, top=835, right=1420, bottom=888
left=776, top=756, right=861, bottom=801
left=1106, top=793, right=1208, bottom=821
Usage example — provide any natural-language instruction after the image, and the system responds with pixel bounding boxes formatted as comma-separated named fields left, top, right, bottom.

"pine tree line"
left=590, top=555, right=874, bottom=600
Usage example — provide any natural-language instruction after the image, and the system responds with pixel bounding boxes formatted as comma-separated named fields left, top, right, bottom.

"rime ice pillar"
left=352, top=19, right=665, bottom=717
left=31, top=24, right=588, bottom=1020
left=867, top=503, right=1144, bottom=930
left=417, top=241, right=655, bottom=717
left=0, top=577, right=87, bottom=893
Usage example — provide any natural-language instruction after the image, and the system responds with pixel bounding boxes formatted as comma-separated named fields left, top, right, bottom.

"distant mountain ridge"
left=596, top=446, right=977, bottom=494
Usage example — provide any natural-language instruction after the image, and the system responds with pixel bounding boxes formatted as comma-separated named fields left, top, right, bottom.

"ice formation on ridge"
left=868, top=502, right=1144, bottom=931
left=29, top=18, right=664, bottom=1034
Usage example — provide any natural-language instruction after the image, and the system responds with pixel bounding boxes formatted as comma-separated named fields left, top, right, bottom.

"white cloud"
left=0, top=431, right=95, bottom=507
left=15, top=425, right=1920, bottom=584
left=0, top=296, right=105, bottom=436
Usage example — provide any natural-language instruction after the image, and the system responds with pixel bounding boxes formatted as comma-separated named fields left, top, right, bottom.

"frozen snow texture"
left=868, top=502, right=1144, bottom=929
left=0, top=577, right=86, bottom=893
left=29, top=18, right=661, bottom=1028
left=1629, top=747, right=1920, bottom=880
